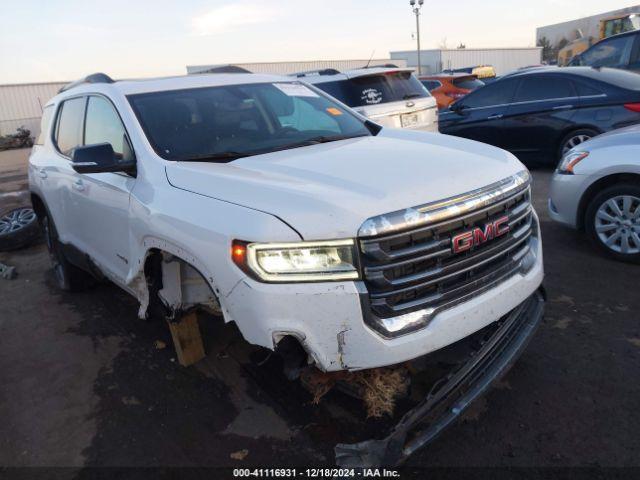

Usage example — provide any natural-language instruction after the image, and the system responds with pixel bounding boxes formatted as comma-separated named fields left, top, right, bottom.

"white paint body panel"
left=30, top=73, right=544, bottom=372
left=549, top=124, right=640, bottom=228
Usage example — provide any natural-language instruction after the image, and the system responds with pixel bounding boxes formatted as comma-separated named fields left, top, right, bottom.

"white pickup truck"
left=29, top=72, right=544, bottom=466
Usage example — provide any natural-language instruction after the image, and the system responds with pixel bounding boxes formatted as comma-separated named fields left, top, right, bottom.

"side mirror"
left=72, top=142, right=136, bottom=175
left=450, top=102, right=467, bottom=115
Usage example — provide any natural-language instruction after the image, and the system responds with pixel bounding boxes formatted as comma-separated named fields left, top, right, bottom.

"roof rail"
left=59, top=73, right=115, bottom=93
left=293, top=68, right=341, bottom=78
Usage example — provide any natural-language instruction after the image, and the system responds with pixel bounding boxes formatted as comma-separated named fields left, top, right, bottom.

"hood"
left=165, top=129, right=525, bottom=239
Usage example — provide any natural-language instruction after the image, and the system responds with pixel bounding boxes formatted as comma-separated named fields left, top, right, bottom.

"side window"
left=581, top=36, right=634, bottom=67
left=84, top=96, right=130, bottom=159
left=516, top=76, right=575, bottom=102
left=54, top=97, right=86, bottom=156
left=574, top=81, right=603, bottom=97
left=35, top=105, right=54, bottom=146
left=461, top=79, right=518, bottom=108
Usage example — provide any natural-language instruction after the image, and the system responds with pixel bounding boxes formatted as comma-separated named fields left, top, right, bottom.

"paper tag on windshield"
left=274, top=83, right=319, bottom=98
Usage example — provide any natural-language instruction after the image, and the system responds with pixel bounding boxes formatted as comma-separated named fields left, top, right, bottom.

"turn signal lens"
left=557, top=151, right=589, bottom=174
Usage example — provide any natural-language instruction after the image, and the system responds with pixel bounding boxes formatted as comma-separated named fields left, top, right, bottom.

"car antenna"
left=365, top=49, right=376, bottom=69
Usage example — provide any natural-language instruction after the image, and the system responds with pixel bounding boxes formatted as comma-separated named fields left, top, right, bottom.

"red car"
left=420, top=73, right=485, bottom=109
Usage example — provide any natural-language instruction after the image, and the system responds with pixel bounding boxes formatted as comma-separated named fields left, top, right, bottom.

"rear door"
left=502, top=75, right=578, bottom=162
left=67, top=95, right=136, bottom=282
left=438, top=78, right=519, bottom=148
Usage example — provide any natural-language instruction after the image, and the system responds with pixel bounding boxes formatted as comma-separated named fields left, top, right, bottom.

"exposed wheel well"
left=141, top=248, right=222, bottom=321
left=577, top=173, right=640, bottom=230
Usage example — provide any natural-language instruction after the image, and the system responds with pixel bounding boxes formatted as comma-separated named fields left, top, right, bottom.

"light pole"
left=410, top=0, right=424, bottom=75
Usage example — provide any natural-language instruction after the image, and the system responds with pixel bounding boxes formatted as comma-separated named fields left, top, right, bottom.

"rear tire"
left=585, top=184, right=640, bottom=264
left=558, top=128, right=598, bottom=160
left=41, top=213, right=95, bottom=291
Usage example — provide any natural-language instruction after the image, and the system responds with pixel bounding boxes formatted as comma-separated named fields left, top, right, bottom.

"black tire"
left=558, top=128, right=598, bottom=161
left=41, top=213, right=95, bottom=291
left=0, top=207, right=41, bottom=251
left=585, top=183, right=640, bottom=264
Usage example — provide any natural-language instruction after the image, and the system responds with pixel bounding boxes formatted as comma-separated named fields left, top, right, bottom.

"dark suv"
left=570, top=30, right=640, bottom=72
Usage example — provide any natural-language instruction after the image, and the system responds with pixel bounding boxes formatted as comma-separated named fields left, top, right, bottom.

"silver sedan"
left=549, top=124, right=640, bottom=263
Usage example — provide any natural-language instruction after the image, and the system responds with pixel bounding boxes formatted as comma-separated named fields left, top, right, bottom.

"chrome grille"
left=359, top=179, right=534, bottom=323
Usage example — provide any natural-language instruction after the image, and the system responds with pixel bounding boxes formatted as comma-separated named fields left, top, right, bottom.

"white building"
left=0, top=82, right=66, bottom=138
left=389, top=48, right=543, bottom=76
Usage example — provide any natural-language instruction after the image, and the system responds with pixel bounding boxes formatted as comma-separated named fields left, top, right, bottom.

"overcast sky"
left=0, top=0, right=637, bottom=83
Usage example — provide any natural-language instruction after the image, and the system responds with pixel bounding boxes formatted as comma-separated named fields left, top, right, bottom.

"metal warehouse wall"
left=0, top=82, right=66, bottom=138
left=390, top=48, right=543, bottom=76
left=389, top=51, right=442, bottom=75
left=440, top=48, right=542, bottom=75
left=187, top=59, right=407, bottom=75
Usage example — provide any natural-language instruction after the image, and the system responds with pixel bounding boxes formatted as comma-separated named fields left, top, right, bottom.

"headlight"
left=557, top=151, right=589, bottom=174
left=232, top=239, right=359, bottom=282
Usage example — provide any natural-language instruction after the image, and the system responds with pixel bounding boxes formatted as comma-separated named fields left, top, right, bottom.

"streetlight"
left=410, top=0, right=424, bottom=75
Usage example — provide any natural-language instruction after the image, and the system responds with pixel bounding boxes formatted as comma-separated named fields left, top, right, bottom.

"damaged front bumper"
left=334, top=288, right=545, bottom=467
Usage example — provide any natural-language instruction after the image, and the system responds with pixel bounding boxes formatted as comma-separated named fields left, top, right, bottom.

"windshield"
left=315, top=71, right=430, bottom=108
left=128, top=82, right=372, bottom=161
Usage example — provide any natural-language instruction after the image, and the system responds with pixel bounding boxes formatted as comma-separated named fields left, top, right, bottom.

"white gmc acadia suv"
left=29, top=72, right=544, bottom=466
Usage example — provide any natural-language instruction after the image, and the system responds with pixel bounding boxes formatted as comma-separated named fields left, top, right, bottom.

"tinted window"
left=316, top=72, right=430, bottom=107
left=421, top=80, right=442, bottom=91
left=128, top=82, right=371, bottom=161
left=55, top=97, right=85, bottom=156
left=574, top=81, right=603, bottom=96
left=35, top=105, right=54, bottom=146
left=459, top=79, right=518, bottom=108
left=580, top=35, right=634, bottom=67
left=452, top=77, right=485, bottom=90
left=517, top=76, right=575, bottom=101
left=85, top=96, right=129, bottom=159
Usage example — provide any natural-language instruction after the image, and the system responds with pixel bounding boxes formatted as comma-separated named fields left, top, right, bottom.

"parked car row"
left=438, top=67, right=640, bottom=166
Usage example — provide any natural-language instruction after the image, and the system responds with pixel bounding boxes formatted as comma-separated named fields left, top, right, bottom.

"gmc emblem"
left=452, top=216, right=510, bottom=254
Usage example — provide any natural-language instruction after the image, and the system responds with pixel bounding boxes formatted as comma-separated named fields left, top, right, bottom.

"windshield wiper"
left=403, top=93, right=424, bottom=100
left=271, top=134, right=369, bottom=153
left=177, top=151, right=252, bottom=162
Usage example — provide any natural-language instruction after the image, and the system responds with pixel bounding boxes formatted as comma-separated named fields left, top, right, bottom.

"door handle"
left=73, top=179, right=85, bottom=192
left=38, top=169, right=48, bottom=179
left=487, top=114, right=503, bottom=120
left=553, top=105, right=574, bottom=110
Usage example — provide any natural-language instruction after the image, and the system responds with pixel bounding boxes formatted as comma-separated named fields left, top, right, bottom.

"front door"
left=68, top=95, right=136, bottom=283
left=438, top=78, right=519, bottom=149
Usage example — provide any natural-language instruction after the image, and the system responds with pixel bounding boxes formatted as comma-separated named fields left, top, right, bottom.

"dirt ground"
left=1, top=149, right=639, bottom=477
